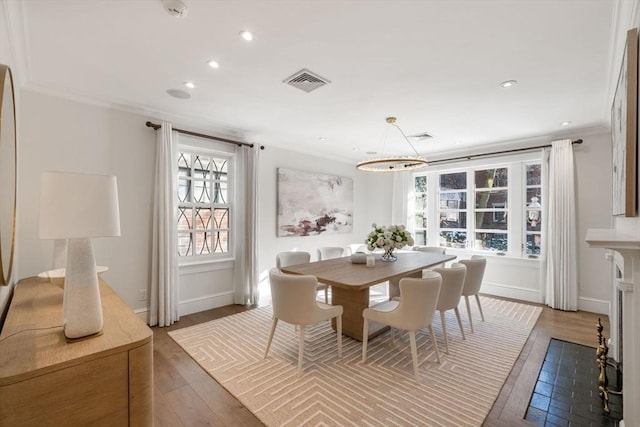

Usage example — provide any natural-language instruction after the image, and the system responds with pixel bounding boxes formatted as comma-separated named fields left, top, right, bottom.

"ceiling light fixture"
left=207, top=60, right=220, bottom=69
left=183, top=81, right=195, bottom=89
left=356, top=117, right=428, bottom=172
left=499, top=80, right=517, bottom=88
left=561, top=121, right=572, bottom=126
left=239, top=30, right=254, bottom=41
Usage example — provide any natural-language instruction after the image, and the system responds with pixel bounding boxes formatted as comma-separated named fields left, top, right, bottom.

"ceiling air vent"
left=283, top=69, right=330, bottom=93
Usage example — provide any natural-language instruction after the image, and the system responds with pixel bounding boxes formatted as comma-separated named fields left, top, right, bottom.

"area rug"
left=168, top=297, right=542, bottom=426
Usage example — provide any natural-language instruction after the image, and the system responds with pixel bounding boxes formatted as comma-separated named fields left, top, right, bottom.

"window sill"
left=179, top=257, right=235, bottom=275
left=443, top=247, right=541, bottom=263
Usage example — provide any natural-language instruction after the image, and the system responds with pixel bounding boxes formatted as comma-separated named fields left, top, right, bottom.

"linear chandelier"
left=356, top=117, right=428, bottom=172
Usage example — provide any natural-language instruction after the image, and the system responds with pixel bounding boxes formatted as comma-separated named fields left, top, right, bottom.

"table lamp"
left=39, top=171, right=121, bottom=340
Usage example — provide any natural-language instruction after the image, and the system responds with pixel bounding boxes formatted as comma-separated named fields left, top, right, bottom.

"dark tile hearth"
left=525, top=339, right=622, bottom=427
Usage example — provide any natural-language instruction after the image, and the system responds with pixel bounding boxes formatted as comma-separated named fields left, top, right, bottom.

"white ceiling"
left=11, top=0, right=616, bottom=162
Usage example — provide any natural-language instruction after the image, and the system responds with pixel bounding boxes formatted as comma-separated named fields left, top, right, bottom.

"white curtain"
left=234, top=144, right=260, bottom=305
left=391, top=172, right=412, bottom=229
left=150, top=122, right=179, bottom=326
left=544, top=139, right=578, bottom=311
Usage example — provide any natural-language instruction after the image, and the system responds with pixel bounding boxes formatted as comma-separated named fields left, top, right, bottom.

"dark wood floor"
left=152, top=300, right=609, bottom=426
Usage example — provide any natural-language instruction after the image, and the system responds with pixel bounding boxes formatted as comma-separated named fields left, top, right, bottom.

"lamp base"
left=65, top=330, right=104, bottom=343
left=64, top=238, right=103, bottom=340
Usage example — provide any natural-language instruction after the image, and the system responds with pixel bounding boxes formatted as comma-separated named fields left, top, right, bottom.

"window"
left=474, top=167, right=508, bottom=252
left=177, top=149, right=232, bottom=259
left=414, top=176, right=428, bottom=245
left=411, top=158, right=541, bottom=258
left=438, top=172, right=467, bottom=248
left=525, top=163, right=542, bottom=256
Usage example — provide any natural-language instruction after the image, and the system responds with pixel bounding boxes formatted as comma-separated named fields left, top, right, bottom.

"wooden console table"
left=0, top=277, right=153, bottom=426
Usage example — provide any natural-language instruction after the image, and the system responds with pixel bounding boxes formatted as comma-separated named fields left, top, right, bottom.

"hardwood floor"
left=152, top=300, right=609, bottom=426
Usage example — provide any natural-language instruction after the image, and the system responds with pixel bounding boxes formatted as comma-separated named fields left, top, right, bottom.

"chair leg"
left=336, top=315, right=342, bottom=357
left=428, top=324, right=440, bottom=364
left=409, top=330, right=419, bottom=380
left=264, top=317, right=278, bottom=359
left=475, top=294, right=485, bottom=321
left=464, top=295, right=474, bottom=333
left=362, top=319, right=369, bottom=362
left=324, top=286, right=329, bottom=304
left=298, top=325, right=306, bottom=376
left=440, top=311, right=449, bottom=354
left=454, top=307, right=466, bottom=340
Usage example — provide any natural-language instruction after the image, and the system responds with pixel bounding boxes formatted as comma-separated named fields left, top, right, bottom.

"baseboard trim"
left=577, top=296, right=609, bottom=315
left=132, top=291, right=237, bottom=324
left=481, top=282, right=543, bottom=304
left=179, top=291, right=235, bottom=317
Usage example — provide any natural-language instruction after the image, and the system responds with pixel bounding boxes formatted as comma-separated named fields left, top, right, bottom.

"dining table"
left=281, top=251, right=456, bottom=341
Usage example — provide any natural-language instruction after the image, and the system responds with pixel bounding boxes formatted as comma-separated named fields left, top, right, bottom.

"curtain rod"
left=427, top=139, right=583, bottom=165
left=145, top=121, right=265, bottom=150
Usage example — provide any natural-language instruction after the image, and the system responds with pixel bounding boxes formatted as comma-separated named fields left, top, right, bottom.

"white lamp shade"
left=39, top=171, right=121, bottom=239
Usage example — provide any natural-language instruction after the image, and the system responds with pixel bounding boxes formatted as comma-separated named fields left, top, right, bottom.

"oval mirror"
left=0, top=64, right=17, bottom=286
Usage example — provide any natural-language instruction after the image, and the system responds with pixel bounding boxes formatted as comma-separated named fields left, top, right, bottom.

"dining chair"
left=276, top=251, right=328, bottom=303
left=431, top=263, right=467, bottom=354
left=413, top=245, right=447, bottom=269
left=265, top=268, right=343, bottom=375
left=459, top=255, right=487, bottom=333
left=362, top=272, right=442, bottom=379
left=317, top=246, right=345, bottom=260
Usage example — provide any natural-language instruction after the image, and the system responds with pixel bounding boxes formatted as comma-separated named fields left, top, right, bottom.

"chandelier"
left=356, top=117, right=428, bottom=172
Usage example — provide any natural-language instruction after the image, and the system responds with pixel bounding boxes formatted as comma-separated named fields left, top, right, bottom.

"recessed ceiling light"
left=166, top=89, right=191, bottom=99
left=352, top=147, right=359, bottom=152
left=239, top=30, right=254, bottom=41
left=183, top=81, right=195, bottom=89
left=561, top=121, right=572, bottom=126
left=207, top=60, right=220, bottom=69
left=499, top=80, right=517, bottom=88
left=318, top=137, right=327, bottom=141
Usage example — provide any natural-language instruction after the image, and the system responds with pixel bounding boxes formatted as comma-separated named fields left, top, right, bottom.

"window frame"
left=409, top=152, right=542, bottom=259
left=176, top=136, right=235, bottom=265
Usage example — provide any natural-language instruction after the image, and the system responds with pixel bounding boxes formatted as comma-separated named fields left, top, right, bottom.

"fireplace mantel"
left=585, top=228, right=640, bottom=427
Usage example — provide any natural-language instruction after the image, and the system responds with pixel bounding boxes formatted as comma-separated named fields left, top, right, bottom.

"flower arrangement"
left=366, top=223, right=414, bottom=261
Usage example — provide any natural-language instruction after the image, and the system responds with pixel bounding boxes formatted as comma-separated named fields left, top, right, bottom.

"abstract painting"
left=277, top=168, right=353, bottom=237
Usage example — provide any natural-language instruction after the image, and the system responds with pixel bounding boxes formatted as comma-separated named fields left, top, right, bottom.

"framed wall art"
left=277, top=168, right=353, bottom=237
left=611, top=27, right=638, bottom=217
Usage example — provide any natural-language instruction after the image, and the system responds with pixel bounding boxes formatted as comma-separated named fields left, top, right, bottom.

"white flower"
left=365, top=224, right=414, bottom=253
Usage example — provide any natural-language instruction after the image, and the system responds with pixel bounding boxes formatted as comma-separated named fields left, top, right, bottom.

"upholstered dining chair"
left=317, top=246, right=345, bottom=260
left=431, top=263, right=467, bottom=354
left=459, top=255, right=487, bottom=333
left=276, top=250, right=328, bottom=303
left=362, top=272, right=442, bottom=379
left=265, top=268, right=343, bottom=375
left=413, top=245, right=447, bottom=269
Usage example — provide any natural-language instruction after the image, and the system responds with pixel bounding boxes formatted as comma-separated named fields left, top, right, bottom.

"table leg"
left=388, top=270, right=423, bottom=298
left=331, top=287, right=388, bottom=341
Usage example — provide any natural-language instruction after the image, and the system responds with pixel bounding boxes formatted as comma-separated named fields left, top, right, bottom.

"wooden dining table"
left=281, top=251, right=456, bottom=341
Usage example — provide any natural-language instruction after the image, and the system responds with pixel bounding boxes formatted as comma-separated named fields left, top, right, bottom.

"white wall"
left=574, top=131, right=615, bottom=312
left=13, top=90, right=393, bottom=315
left=9, top=89, right=619, bottom=317
left=17, top=90, right=156, bottom=312
left=257, top=145, right=392, bottom=283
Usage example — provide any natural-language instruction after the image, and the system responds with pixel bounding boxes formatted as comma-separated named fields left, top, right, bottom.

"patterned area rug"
left=168, top=297, right=542, bottom=426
